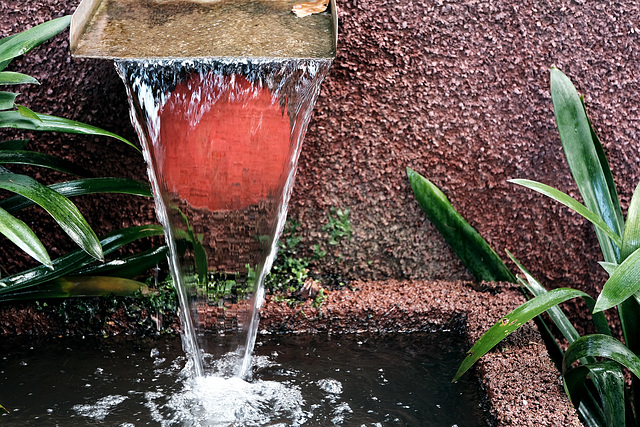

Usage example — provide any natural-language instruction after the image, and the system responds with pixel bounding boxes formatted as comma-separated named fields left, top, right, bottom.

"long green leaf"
left=74, top=245, right=168, bottom=279
left=0, top=71, right=38, bottom=85
left=0, top=205, right=52, bottom=268
left=407, top=167, right=515, bottom=283
left=564, top=361, right=625, bottom=427
left=622, top=182, right=640, bottom=261
left=0, top=91, right=18, bottom=110
left=564, top=334, right=640, bottom=380
left=0, top=111, right=138, bottom=151
left=0, top=139, right=28, bottom=150
left=0, top=150, right=93, bottom=176
left=506, top=250, right=593, bottom=343
left=581, top=96, right=624, bottom=234
left=0, top=178, right=151, bottom=213
left=0, top=173, right=102, bottom=261
left=551, top=68, right=622, bottom=263
left=510, top=179, right=622, bottom=249
left=0, top=276, right=148, bottom=300
left=0, top=16, right=71, bottom=63
left=594, top=247, right=640, bottom=312
left=453, top=287, right=589, bottom=382
left=0, top=224, right=164, bottom=296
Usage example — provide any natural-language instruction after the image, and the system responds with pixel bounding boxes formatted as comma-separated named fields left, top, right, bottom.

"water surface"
left=0, top=332, right=487, bottom=426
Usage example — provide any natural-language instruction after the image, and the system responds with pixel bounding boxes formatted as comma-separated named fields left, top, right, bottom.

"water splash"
left=116, top=57, right=331, bottom=379
left=149, top=375, right=307, bottom=426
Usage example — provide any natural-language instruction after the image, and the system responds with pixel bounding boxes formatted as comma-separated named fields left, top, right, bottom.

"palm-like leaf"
left=0, top=15, right=71, bottom=64
left=0, top=224, right=164, bottom=297
left=0, top=205, right=51, bottom=268
left=0, top=16, right=145, bottom=268
left=437, top=69, right=640, bottom=426
left=0, top=173, right=102, bottom=261
left=553, top=70, right=640, bottom=400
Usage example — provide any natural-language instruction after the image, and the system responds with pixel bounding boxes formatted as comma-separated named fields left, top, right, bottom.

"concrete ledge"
left=260, top=280, right=581, bottom=426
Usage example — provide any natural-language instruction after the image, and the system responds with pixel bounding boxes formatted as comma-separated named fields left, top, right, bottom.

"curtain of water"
left=116, top=58, right=331, bottom=378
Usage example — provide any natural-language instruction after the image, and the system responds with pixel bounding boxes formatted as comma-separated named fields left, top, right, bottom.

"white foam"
left=73, top=395, right=128, bottom=421
left=145, top=373, right=308, bottom=426
left=317, top=378, right=343, bottom=395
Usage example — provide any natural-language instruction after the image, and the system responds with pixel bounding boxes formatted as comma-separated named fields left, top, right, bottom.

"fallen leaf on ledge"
left=292, top=0, right=329, bottom=18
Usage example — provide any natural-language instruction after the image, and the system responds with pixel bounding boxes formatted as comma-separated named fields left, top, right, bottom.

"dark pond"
left=0, top=332, right=487, bottom=426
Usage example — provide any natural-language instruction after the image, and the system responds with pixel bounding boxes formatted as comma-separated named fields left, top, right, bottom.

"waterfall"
left=117, top=57, right=331, bottom=378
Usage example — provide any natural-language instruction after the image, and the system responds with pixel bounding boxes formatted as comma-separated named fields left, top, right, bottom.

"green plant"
left=0, top=16, right=140, bottom=267
left=266, top=211, right=354, bottom=302
left=323, top=207, right=352, bottom=245
left=266, top=220, right=312, bottom=294
left=311, top=286, right=327, bottom=308
left=28, top=278, right=179, bottom=336
left=409, top=68, right=640, bottom=427
left=0, top=17, right=167, bottom=301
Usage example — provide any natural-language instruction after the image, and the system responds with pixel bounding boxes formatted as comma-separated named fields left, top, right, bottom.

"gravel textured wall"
left=2, top=1, right=640, bottom=299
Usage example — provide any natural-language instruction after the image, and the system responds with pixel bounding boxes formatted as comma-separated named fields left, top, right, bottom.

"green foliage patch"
left=0, top=17, right=164, bottom=303
left=409, top=68, right=640, bottom=427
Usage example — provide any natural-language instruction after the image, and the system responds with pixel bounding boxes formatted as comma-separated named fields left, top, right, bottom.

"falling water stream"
left=65, top=0, right=340, bottom=420
left=117, top=57, right=332, bottom=379
left=68, top=0, right=336, bottom=386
